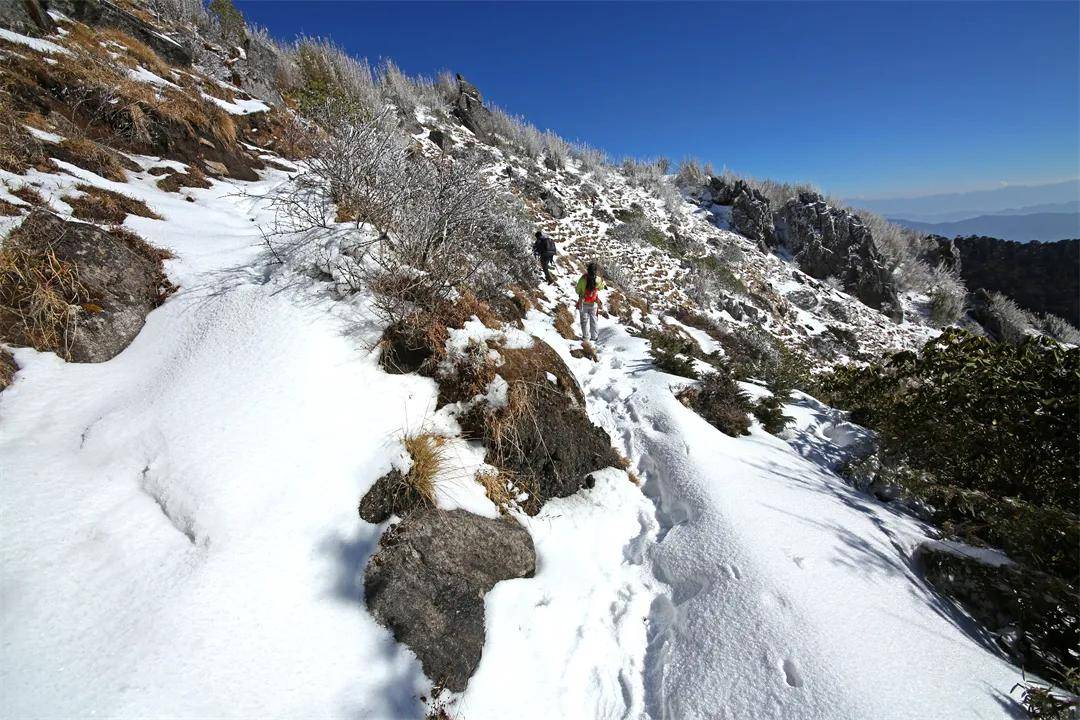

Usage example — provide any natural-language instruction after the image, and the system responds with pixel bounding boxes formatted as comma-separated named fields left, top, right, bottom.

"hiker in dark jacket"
left=532, top=230, right=556, bottom=283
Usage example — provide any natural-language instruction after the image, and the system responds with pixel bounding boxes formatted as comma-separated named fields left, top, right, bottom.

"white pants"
left=579, top=302, right=598, bottom=341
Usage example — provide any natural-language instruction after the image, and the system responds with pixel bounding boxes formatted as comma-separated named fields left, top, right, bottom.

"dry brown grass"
left=0, top=228, right=91, bottom=358
left=54, top=139, right=129, bottom=182
left=400, top=433, right=446, bottom=507
left=0, top=347, right=15, bottom=389
left=0, top=199, right=21, bottom=217
left=10, top=186, right=45, bottom=206
left=160, top=88, right=237, bottom=146
left=155, top=166, right=211, bottom=193
left=98, top=28, right=172, bottom=78
left=64, top=184, right=161, bottom=223
left=0, top=98, right=46, bottom=174
left=553, top=303, right=576, bottom=340
left=476, top=467, right=516, bottom=514
left=571, top=340, right=599, bottom=362
left=436, top=338, right=497, bottom=406
left=445, top=290, right=500, bottom=329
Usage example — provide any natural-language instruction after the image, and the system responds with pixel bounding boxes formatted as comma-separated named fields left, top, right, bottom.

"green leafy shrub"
left=678, top=368, right=752, bottom=436
left=818, top=328, right=1080, bottom=688
left=719, top=325, right=811, bottom=394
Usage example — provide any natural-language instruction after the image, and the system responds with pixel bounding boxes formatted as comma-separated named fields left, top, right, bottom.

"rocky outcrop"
left=2, top=210, right=173, bottom=362
left=774, top=193, right=902, bottom=319
left=364, top=508, right=535, bottom=691
left=450, top=74, right=494, bottom=143
left=705, top=177, right=775, bottom=247
left=955, top=236, right=1079, bottom=326
left=514, top=176, right=566, bottom=220
left=0, top=0, right=55, bottom=35
left=919, top=235, right=961, bottom=273
left=47, top=0, right=193, bottom=66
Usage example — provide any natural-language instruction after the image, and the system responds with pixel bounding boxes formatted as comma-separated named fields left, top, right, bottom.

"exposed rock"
left=705, top=177, right=775, bottom=247
left=357, top=469, right=425, bottom=524
left=916, top=542, right=1077, bottom=683
left=786, top=288, right=818, bottom=310
left=459, top=338, right=619, bottom=509
left=774, top=193, right=902, bottom=320
left=1, top=210, right=173, bottom=362
left=0, top=0, right=55, bottom=35
left=364, top=508, right=535, bottom=691
left=919, top=234, right=961, bottom=273
left=426, top=128, right=450, bottom=152
left=450, top=74, right=494, bottom=143
left=955, top=236, right=1079, bottom=326
left=48, top=0, right=193, bottom=66
left=514, top=176, right=566, bottom=220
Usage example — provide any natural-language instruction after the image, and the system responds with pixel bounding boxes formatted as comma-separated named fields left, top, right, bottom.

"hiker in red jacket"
left=575, top=262, right=606, bottom=342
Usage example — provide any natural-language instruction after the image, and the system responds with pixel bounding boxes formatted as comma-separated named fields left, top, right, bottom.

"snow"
left=0, top=28, right=70, bottom=55
left=0, top=164, right=434, bottom=718
left=0, top=112, right=1029, bottom=719
left=25, top=126, right=62, bottom=143
left=127, top=65, right=179, bottom=88
left=202, top=92, right=271, bottom=116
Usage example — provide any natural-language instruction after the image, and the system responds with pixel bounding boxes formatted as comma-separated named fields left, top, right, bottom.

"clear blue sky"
left=237, top=1, right=1080, bottom=199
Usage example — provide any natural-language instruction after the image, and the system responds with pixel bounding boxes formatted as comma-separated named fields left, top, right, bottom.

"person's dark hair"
left=535, top=229, right=543, bottom=238
left=586, top=262, right=597, bottom=292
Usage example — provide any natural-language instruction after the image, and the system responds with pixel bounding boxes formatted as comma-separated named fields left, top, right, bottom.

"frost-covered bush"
left=1041, top=313, right=1080, bottom=345
left=542, top=131, right=571, bottom=170
left=985, top=291, right=1036, bottom=344
left=927, top=266, right=967, bottom=327
left=147, top=0, right=207, bottom=25
left=620, top=158, right=665, bottom=190
left=265, top=102, right=533, bottom=320
left=753, top=395, right=792, bottom=434
left=675, top=158, right=708, bottom=192
left=284, top=37, right=380, bottom=117
left=376, top=60, right=448, bottom=116
left=571, top=143, right=610, bottom=177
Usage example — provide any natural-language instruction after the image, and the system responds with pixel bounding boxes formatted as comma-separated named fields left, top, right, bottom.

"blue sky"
left=237, top=1, right=1080, bottom=199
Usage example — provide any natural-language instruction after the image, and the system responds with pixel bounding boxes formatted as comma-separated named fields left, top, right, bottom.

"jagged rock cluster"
left=702, top=180, right=902, bottom=319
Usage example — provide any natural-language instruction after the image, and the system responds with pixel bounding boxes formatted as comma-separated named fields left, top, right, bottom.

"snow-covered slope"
left=0, top=17, right=1031, bottom=720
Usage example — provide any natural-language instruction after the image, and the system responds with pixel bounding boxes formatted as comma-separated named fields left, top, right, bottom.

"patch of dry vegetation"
left=553, top=303, right=575, bottom=339
left=0, top=226, right=91, bottom=358
left=0, top=347, right=15, bottom=390
left=64, top=184, right=161, bottom=223
left=54, top=139, right=130, bottom=182
left=400, top=433, right=446, bottom=507
left=155, top=165, right=211, bottom=192
left=10, top=185, right=45, bottom=206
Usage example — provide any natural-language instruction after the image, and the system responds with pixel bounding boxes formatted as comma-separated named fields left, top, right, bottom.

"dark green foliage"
left=719, top=324, right=811, bottom=394
left=641, top=326, right=726, bottom=379
left=819, top=328, right=1080, bottom=689
left=691, top=254, right=746, bottom=295
left=679, top=368, right=752, bottom=437
left=753, top=394, right=792, bottom=434
left=817, top=329, right=1078, bottom=513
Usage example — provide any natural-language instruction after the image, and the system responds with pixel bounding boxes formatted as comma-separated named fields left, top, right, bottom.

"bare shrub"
left=675, top=157, right=708, bottom=192
left=284, top=36, right=379, bottom=117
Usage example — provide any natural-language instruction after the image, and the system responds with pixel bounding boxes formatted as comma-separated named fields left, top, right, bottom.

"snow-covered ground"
left=1, top=121, right=1026, bottom=719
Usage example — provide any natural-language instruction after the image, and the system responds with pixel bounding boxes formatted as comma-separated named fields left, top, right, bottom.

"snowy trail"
left=513, top=267, right=1024, bottom=720
left=0, top=168, right=436, bottom=718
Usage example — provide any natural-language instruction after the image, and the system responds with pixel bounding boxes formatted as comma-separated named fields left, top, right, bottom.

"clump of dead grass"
left=54, top=139, right=129, bottom=182
left=64, top=184, right=161, bottom=223
left=155, top=165, right=211, bottom=192
left=400, top=433, right=446, bottom=507
left=0, top=347, right=16, bottom=390
left=10, top=185, right=45, bottom=207
left=553, top=302, right=576, bottom=340
left=0, top=227, right=91, bottom=358
left=437, top=338, right=497, bottom=406
left=0, top=199, right=21, bottom=217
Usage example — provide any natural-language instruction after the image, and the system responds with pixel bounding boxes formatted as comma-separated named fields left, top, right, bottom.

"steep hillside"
left=1, top=3, right=1075, bottom=719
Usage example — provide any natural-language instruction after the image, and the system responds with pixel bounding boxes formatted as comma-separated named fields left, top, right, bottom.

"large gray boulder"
left=364, top=508, right=535, bottom=692
left=514, top=175, right=566, bottom=220
left=2, top=210, right=173, bottom=362
left=450, top=74, right=495, bottom=143
left=774, top=193, right=902, bottom=319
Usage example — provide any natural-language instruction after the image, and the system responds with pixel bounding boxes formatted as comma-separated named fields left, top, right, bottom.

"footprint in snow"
left=782, top=658, right=804, bottom=688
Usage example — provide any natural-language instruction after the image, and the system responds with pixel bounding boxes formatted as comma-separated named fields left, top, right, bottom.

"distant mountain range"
left=891, top=211, right=1080, bottom=243
left=846, top=179, right=1080, bottom=221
